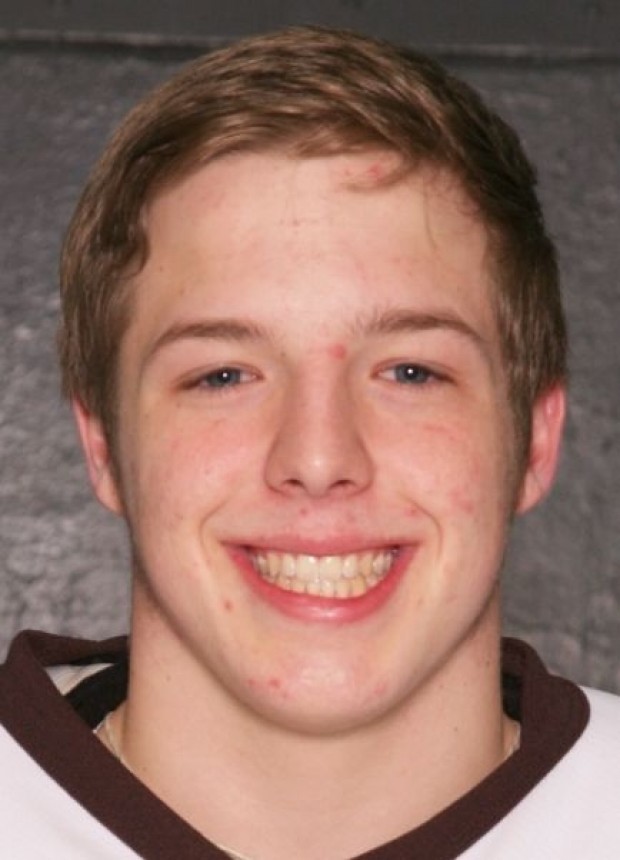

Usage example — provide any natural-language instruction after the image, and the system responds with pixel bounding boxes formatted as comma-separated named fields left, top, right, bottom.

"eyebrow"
left=354, top=307, right=490, bottom=357
left=145, top=318, right=271, bottom=365
left=145, top=306, right=490, bottom=365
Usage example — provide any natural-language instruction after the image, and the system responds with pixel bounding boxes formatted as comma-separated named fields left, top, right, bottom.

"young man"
left=1, top=26, right=619, bottom=860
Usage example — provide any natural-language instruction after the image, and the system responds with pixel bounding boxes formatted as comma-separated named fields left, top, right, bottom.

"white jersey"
left=1, top=632, right=619, bottom=859
left=464, top=686, right=620, bottom=859
left=0, top=722, right=139, bottom=859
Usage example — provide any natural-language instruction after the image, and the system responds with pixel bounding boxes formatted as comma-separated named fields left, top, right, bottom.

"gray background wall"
left=1, top=2, right=619, bottom=690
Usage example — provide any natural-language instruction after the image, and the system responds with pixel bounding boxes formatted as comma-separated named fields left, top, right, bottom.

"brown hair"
left=59, top=25, right=566, bottom=464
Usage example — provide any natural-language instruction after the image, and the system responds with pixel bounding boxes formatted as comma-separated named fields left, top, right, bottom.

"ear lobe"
left=72, top=398, right=124, bottom=515
left=516, top=384, right=566, bottom=514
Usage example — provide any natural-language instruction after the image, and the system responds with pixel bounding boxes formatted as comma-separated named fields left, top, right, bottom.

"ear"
left=72, top=398, right=124, bottom=515
left=515, top=384, right=566, bottom=514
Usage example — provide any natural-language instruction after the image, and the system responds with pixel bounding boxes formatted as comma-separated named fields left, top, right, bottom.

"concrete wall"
left=1, top=5, right=619, bottom=690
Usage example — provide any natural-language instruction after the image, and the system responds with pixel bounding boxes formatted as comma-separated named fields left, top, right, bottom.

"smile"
left=249, top=549, right=396, bottom=599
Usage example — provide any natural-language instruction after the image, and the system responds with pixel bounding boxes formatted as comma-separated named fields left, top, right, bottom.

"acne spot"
left=267, top=677, right=290, bottom=699
left=449, top=488, right=476, bottom=515
left=223, top=599, right=234, bottom=613
left=246, top=676, right=288, bottom=699
left=327, top=343, right=347, bottom=361
left=372, top=681, right=388, bottom=699
left=366, top=161, right=386, bottom=181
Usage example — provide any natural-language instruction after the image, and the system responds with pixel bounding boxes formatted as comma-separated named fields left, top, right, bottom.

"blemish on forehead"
left=334, top=151, right=403, bottom=189
left=327, top=343, right=347, bottom=360
left=366, top=161, right=387, bottom=181
left=337, top=162, right=386, bottom=184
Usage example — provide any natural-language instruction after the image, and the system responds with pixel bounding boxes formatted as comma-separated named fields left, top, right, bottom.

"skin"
left=76, top=151, right=565, bottom=859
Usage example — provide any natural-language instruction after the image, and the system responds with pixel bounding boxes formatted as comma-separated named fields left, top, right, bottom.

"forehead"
left=148, top=149, right=480, bottom=228
left=131, top=151, right=496, bottom=347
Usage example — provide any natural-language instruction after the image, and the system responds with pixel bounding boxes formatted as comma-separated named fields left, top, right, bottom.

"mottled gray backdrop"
left=1, top=9, right=619, bottom=690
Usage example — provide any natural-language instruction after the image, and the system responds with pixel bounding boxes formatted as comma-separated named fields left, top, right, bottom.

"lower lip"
left=228, top=546, right=413, bottom=624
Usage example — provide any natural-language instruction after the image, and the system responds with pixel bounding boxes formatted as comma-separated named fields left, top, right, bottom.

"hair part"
left=58, top=25, right=566, bottom=467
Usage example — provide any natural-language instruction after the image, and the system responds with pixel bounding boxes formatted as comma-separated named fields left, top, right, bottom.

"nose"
left=264, top=374, right=373, bottom=499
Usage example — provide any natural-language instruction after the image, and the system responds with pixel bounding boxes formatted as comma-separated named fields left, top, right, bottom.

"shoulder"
left=0, top=631, right=136, bottom=858
left=0, top=722, right=139, bottom=858
left=582, top=684, right=620, bottom=728
left=465, top=684, right=620, bottom=860
left=569, top=686, right=620, bottom=780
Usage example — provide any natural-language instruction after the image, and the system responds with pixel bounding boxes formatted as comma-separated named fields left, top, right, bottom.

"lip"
left=227, top=544, right=414, bottom=624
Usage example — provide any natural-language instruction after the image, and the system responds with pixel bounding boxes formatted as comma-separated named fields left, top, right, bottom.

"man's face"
left=79, top=152, right=555, bottom=734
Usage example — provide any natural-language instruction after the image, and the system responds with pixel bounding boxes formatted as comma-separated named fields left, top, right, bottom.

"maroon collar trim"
left=0, top=632, right=589, bottom=860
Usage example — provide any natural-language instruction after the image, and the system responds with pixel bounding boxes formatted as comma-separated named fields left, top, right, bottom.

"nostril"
left=279, top=475, right=361, bottom=498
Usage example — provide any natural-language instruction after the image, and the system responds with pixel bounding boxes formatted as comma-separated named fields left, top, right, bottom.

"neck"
left=117, top=589, right=511, bottom=860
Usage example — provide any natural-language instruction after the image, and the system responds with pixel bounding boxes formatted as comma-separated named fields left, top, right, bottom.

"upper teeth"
left=251, top=550, right=395, bottom=599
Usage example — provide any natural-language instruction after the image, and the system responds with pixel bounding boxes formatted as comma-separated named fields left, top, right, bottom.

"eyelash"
left=378, top=362, right=445, bottom=386
left=180, top=361, right=446, bottom=395
left=183, top=366, right=256, bottom=392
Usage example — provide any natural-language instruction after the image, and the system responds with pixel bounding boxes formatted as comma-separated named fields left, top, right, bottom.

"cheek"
left=124, top=412, right=257, bottom=521
left=448, top=485, right=477, bottom=517
left=393, top=420, right=509, bottom=518
left=326, top=342, right=347, bottom=360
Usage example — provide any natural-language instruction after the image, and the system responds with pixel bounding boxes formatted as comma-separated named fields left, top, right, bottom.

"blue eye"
left=200, top=367, right=244, bottom=388
left=181, top=364, right=259, bottom=394
left=391, top=364, right=434, bottom=384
